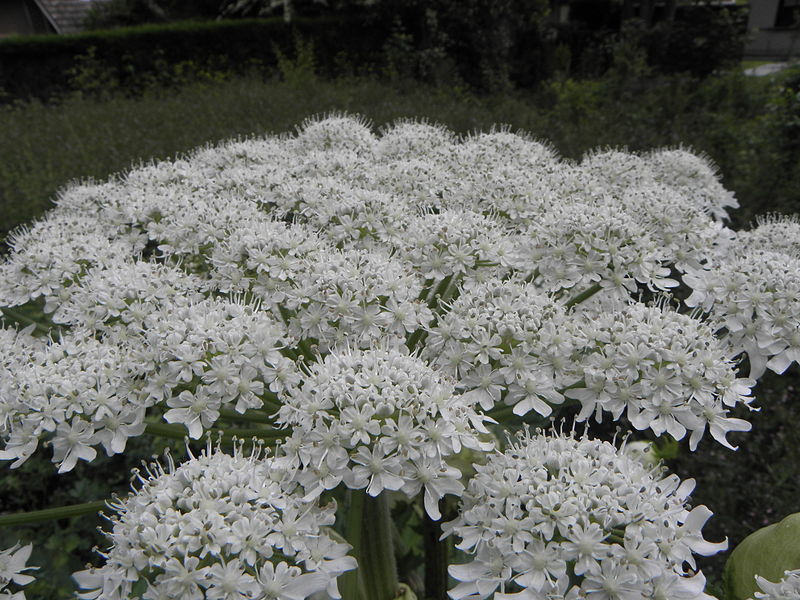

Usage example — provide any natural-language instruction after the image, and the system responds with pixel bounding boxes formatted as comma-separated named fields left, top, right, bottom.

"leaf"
left=724, top=512, right=800, bottom=600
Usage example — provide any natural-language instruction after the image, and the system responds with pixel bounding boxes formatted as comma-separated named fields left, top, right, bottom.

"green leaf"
left=724, top=512, right=800, bottom=600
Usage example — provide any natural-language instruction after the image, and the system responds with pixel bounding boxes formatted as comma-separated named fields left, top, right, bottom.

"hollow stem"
left=0, top=500, right=107, bottom=527
left=341, top=491, right=398, bottom=600
left=360, top=492, right=399, bottom=600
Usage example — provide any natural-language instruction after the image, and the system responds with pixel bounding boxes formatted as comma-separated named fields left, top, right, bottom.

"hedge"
left=0, top=16, right=390, bottom=101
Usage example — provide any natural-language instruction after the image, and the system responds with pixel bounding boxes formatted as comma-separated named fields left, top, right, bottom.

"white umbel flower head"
left=422, top=277, right=572, bottom=415
left=73, top=442, right=355, bottom=600
left=684, top=247, right=800, bottom=379
left=737, top=214, right=800, bottom=257
left=209, top=219, right=432, bottom=352
left=646, top=147, right=739, bottom=221
left=566, top=300, right=755, bottom=450
left=294, top=113, right=376, bottom=155
left=276, top=343, right=494, bottom=519
left=445, top=429, right=725, bottom=600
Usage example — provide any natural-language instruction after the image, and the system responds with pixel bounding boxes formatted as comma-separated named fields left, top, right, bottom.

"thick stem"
left=423, top=501, right=449, bottom=600
left=342, top=491, right=399, bottom=600
left=340, top=491, right=366, bottom=600
left=0, top=500, right=107, bottom=526
left=144, top=421, right=188, bottom=440
left=360, top=493, right=399, bottom=600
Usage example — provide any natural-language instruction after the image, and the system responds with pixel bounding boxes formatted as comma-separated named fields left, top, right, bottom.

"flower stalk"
left=0, top=500, right=106, bottom=527
left=342, top=491, right=399, bottom=600
left=359, top=492, right=399, bottom=600
left=564, top=282, right=602, bottom=308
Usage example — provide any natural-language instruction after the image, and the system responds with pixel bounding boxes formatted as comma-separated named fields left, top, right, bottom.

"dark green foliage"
left=0, top=17, right=389, bottom=102
left=641, top=5, right=749, bottom=77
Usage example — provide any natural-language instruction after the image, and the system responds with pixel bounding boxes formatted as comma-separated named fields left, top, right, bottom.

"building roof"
left=33, top=0, right=101, bottom=34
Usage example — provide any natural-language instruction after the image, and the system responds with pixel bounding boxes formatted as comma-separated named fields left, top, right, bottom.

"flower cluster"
left=445, top=429, right=725, bottom=600
left=209, top=219, right=432, bottom=352
left=752, top=569, right=800, bottom=600
left=0, top=294, right=292, bottom=471
left=0, top=327, right=144, bottom=472
left=74, top=442, right=355, bottom=600
left=276, top=344, right=494, bottom=519
left=390, top=210, right=519, bottom=292
left=566, top=301, right=755, bottom=449
left=0, top=210, right=140, bottom=308
left=0, top=114, right=781, bottom=478
left=0, top=543, right=36, bottom=600
left=3, top=115, right=799, bottom=600
left=684, top=216, right=800, bottom=378
left=422, top=278, right=571, bottom=415
left=646, top=147, right=739, bottom=221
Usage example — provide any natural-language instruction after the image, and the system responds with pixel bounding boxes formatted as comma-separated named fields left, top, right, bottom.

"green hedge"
left=0, top=16, right=389, bottom=101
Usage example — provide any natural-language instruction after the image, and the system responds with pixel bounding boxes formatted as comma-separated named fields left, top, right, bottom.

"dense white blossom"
left=73, top=442, right=355, bottom=600
left=2, top=113, right=796, bottom=600
left=422, top=278, right=571, bottom=415
left=646, top=147, right=739, bottom=221
left=684, top=223, right=800, bottom=378
left=208, top=219, right=432, bottom=352
left=0, top=295, right=292, bottom=470
left=736, top=214, right=800, bottom=256
left=566, top=300, right=755, bottom=450
left=444, top=429, right=725, bottom=600
left=275, top=344, right=494, bottom=519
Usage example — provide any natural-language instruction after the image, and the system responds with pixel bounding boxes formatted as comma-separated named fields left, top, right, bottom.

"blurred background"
left=0, top=1, right=798, bottom=597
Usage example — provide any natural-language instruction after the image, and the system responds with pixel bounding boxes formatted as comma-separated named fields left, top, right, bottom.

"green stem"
left=438, top=273, right=462, bottom=306
left=297, top=338, right=316, bottom=361
left=0, top=500, right=107, bottom=527
left=260, top=390, right=284, bottom=413
left=423, top=500, right=449, bottom=600
left=340, top=491, right=366, bottom=600
left=406, top=328, right=428, bottom=352
left=144, top=421, right=187, bottom=440
left=218, top=407, right=275, bottom=424
left=144, top=422, right=288, bottom=443
left=487, top=403, right=518, bottom=421
left=427, top=275, right=453, bottom=310
left=359, top=492, right=399, bottom=600
left=564, top=283, right=602, bottom=308
left=0, top=307, right=51, bottom=335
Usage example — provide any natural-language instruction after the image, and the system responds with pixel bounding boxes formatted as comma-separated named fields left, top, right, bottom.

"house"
left=745, top=0, right=800, bottom=59
left=0, top=0, right=103, bottom=37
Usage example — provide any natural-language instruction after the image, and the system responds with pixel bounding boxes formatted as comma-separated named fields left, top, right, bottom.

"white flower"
left=752, top=569, right=800, bottom=600
left=73, top=442, right=354, bottom=600
left=445, top=429, right=724, bottom=600
left=0, top=543, right=36, bottom=599
left=276, top=344, right=492, bottom=518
